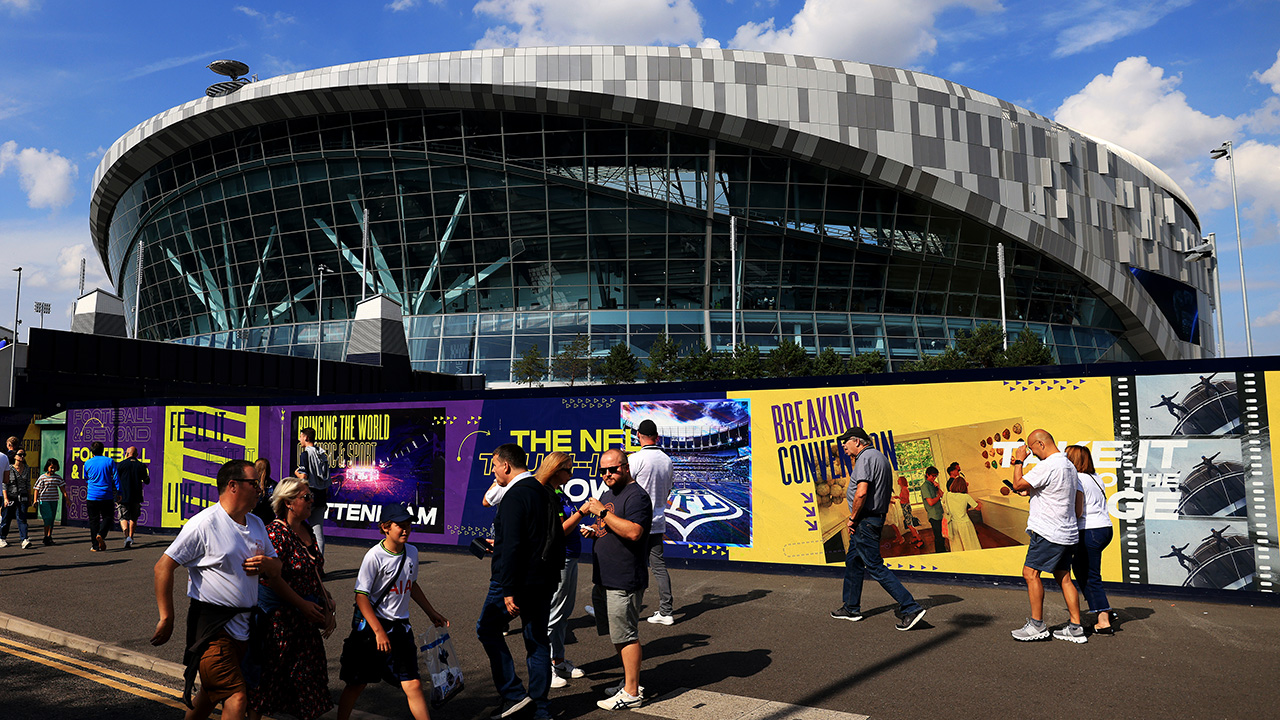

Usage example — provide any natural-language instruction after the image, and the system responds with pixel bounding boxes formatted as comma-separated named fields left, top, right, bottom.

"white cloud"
left=1, top=0, right=35, bottom=10
left=1253, top=48, right=1280, bottom=94
left=0, top=220, right=109, bottom=330
left=1046, top=1, right=1192, bottom=58
left=260, top=55, right=304, bottom=79
left=387, top=0, right=418, bottom=8
left=473, top=0, right=703, bottom=48
left=0, top=140, right=79, bottom=211
left=1053, top=56, right=1237, bottom=192
left=1256, top=303, right=1280, bottom=328
left=234, top=5, right=296, bottom=26
left=123, top=44, right=243, bottom=81
left=722, top=0, right=999, bottom=68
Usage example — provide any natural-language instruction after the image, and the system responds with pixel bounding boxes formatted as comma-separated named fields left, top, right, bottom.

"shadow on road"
left=672, top=588, right=771, bottom=624
left=2, top=559, right=131, bottom=576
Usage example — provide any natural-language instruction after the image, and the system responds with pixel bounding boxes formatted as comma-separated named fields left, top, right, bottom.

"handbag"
left=419, top=624, right=465, bottom=708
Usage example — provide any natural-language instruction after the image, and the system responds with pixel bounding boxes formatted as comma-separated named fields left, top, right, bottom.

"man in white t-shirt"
left=151, top=459, right=283, bottom=720
left=630, top=419, right=676, bottom=625
left=1008, top=429, right=1085, bottom=644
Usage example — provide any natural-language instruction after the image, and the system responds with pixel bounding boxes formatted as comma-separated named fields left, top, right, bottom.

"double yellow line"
left=0, top=635, right=205, bottom=715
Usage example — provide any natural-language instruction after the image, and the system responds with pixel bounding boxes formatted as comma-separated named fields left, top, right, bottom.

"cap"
left=836, top=426, right=873, bottom=444
left=380, top=502, right=413, bottom=525
left=637, top=419, right=658, bottom=437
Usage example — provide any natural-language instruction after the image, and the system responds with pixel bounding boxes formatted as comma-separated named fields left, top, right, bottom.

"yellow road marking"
left=0, top=636, right=179, bottom=697
left=0, top=636, right=219, bottom=716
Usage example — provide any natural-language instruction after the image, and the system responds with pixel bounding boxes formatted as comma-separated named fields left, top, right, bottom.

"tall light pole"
left=11, top=267, right=21, bottom=345
left=34, top=301, right=51, bottom=330
left=1210, top=141, right=1252, bottom=356
left=315, top=263, right=332, bottom=396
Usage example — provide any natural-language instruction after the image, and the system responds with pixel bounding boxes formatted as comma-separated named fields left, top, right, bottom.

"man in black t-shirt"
left=581, top=448, right=651, bottom=711
left=116, top=446, right=150, bottom=548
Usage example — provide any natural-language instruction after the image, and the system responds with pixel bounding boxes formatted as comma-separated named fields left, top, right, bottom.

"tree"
left=642, top=333, right=682, bottom=383
left=680, top=341, right=719, bottom=382
left=511, top=342, right=547, bottom=387
left=902, top=347, right=969, bottom=372
left=551, top=334, right=593, bottom=386
left=767, top=338, right=812, bottom=378
left=727, top=343, right=764, bottom=380
left=596, top=342, right=640, bottom=385
left=1001, top=327, right=1056, bottom=367
left=811, top=347, right=849, bottom=376
left=954, top=323, right=1006, bottom=368
left=847, top=350, right=886, bottom=375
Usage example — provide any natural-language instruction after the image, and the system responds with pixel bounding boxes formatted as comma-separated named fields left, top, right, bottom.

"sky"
left=1, top=0, right=1278, bottom=356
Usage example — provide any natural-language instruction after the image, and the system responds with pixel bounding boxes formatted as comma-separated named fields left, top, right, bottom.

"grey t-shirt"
left=847, top=447, right=892, bottom=518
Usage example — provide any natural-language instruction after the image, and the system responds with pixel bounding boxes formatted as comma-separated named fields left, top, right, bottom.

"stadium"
left=90, top=46, right=1214, bottom=383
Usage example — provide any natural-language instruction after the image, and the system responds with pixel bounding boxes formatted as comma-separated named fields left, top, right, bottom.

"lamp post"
left=11, top=267, right=21, bottom=345
left=1183, top=233, right=1226, bottom=357
left=1210, top=141, right=1252, bottom=356
left=315, top=263, right=333, bottom=396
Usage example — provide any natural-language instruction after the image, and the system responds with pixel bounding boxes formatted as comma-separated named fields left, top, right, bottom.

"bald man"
left=1009, top=429, right=1085, bottom=643
left=117, top=446, right=150, bottom=548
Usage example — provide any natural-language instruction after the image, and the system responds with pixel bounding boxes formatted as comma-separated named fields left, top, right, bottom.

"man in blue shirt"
left=83, top=442, right=120, bottom=552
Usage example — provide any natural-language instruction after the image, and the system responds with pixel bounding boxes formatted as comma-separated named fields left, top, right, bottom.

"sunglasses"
left=299, top=492, right=313, bottom=502
left=599, top=464, right=625, bottom=477
left=233, top=479, right=262, bottom=492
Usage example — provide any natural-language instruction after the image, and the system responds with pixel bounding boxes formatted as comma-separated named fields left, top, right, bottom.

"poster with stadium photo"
left=621, top=399, right=752, bottom=548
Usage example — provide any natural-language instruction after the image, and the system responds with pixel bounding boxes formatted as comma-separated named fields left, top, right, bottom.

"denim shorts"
left=1024, top=531, right=1074, bottom=573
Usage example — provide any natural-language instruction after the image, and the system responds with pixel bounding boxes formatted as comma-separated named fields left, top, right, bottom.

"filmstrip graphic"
left=1112, top=376, right=1146, bottom=585
left=1239, top=373, right=1275, bottom=592
left=1131, top=373, right=1270, bottom=593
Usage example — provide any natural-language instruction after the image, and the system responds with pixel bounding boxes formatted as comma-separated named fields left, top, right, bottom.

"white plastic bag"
left=419, top=624, right=464, bottom=708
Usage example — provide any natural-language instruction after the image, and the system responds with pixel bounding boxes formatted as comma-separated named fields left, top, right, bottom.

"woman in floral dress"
left=249, top=477, right=337, bottom=720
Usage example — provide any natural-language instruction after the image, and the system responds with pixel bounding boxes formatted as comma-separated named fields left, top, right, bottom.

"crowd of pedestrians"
left=3, top=419, right=1117, bottom=719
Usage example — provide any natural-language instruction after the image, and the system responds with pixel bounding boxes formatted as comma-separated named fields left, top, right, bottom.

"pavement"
left=1, top=529, right=1277, bottom=720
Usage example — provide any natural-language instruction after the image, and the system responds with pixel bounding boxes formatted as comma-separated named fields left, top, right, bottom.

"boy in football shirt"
left=337, top=502, right=448, bottom=720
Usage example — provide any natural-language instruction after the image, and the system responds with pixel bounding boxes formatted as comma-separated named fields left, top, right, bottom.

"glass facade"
left=106, top=109, right=1134, bottom=382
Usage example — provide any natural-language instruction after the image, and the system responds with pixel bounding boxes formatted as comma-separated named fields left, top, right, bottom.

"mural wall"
left=62, top=366, right=1279, bottom=596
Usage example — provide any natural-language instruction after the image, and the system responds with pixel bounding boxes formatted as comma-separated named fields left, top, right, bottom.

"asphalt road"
left=1, top=531, right=1277, bottom=720
left=0, top=629, right=188, bottom=720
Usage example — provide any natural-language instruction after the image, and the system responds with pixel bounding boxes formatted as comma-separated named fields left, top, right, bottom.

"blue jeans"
left=476, top=579, right=552, bottom=715
left=1072, top=526, right=1113, bottom=614
left=0, top=500, right=29, bottom=542
left=842, top=517, right=922, bottom=616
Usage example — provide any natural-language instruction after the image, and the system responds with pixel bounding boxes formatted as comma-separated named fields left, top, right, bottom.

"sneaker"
left=829, top=607, right=863, bottom=622
left=1053, top=624, right=1088, bottom=644
left=550, top=673, right=568, bottom=689
left=21, top=539, right=31, bottom=549
left=124, top=537, right=133, bottom=548
left=896, top=607, right=927, bottom=631
left=490, top=695, right=532, bottom=719
left=1011, top=618, right=1049, bottom=641
left=646, top=611, right=674, bottom=626
left=597, top=688, right=643, bottom=711
left=553, top=660, right=585, bottom=679
left=584, top=605, right=595, bottom=617
left=0, top=539, right=9, bottom=548
left=605, top=682, right=646, bottom=699
left=95, top=535, right=106, bottom=552
left=42, top=537, right=52, bottom=546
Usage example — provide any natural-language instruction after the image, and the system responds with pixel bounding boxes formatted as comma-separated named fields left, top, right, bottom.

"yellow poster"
left=161, top=404, right=259, bottom=528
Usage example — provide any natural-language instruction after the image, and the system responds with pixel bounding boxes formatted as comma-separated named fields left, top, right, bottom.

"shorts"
left=38, top=501, right=57, bottom=526
left=339, top=619, right=419, bottom=686
left=198, top=633, right=248, bottom=703
left=117, top=501, right=142, bottom=521
left=592, top=586, right=643, bottom=645
left=1024, top=531, right=1074, bottom=573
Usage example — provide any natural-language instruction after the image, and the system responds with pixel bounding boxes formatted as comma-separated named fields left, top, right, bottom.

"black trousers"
left=87, top=499, right=115, bottom=542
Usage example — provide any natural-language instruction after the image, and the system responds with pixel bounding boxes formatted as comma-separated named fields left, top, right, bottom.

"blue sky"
left=1, top=0, right=1278, bottom=356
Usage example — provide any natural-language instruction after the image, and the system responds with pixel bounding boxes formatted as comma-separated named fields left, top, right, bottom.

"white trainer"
left=553, top=659, right=585, bottom=679
left=597, top=688, right=643, bottom=711
left=646, top=611, right=674, bottom=625
left=21, top=539, right=31, bottom=549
